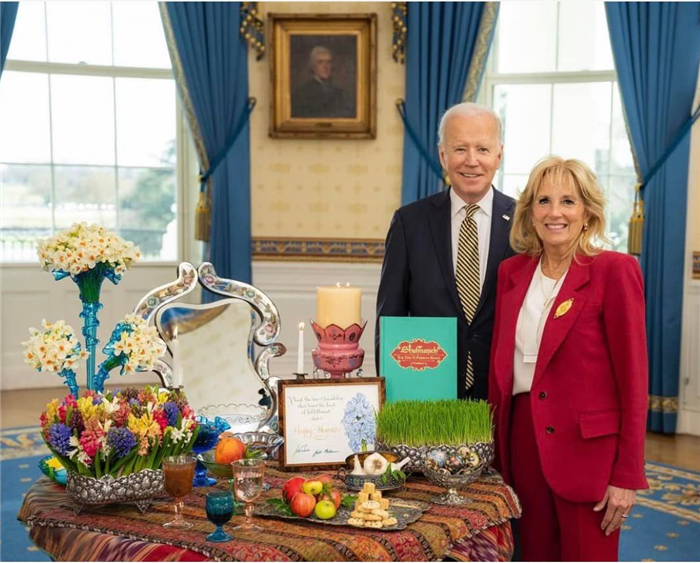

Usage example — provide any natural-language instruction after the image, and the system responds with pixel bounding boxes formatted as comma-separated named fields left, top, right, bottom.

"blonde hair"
left=510, top=156, right=608, bottom=258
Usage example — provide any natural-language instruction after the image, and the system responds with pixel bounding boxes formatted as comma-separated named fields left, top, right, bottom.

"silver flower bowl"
left=375, top=441, right=495, bottom=474
left=66, top=469, right=165, bottom=515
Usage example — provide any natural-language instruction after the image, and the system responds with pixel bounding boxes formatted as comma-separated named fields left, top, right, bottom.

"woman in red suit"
left=488, top=157, right=649, bottom=561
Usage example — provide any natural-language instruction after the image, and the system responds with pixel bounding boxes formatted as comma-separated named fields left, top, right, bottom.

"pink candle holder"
left=311, top=320, right=367, bottom=378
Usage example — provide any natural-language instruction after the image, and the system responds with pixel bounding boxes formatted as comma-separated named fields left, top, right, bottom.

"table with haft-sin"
left=18, top=464, right=521, bottom=562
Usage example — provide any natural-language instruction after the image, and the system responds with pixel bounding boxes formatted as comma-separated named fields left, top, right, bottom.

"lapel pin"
left=554, top=298, right=574, bottom=319
left=502, top=214, right=511, bottom=221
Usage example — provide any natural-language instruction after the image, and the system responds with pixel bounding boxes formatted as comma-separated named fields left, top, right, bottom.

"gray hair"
left=438, top=102, right=503, bottom=146
left=308, top=46, right=331, bottom=69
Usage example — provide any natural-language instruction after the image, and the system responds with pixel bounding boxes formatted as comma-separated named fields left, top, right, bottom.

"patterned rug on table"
left=1, top=427, right=699, bottom=562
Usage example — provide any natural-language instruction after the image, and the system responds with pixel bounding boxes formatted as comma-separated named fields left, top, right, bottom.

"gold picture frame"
left=269, top=13, right=377, bottom=139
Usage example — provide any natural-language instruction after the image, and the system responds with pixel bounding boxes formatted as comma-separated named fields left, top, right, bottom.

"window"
left=480, top=2, right=636, bottom=251
left=0, top=2, right=178, bottom=262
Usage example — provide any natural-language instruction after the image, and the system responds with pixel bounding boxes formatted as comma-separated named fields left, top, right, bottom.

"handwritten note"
left=282, top=382, right=383, bottom=466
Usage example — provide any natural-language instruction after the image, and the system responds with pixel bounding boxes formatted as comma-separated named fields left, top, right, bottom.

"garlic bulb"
left=351, top=454, right=366, bottom=475
left=363, top=452, right=389, bottom=476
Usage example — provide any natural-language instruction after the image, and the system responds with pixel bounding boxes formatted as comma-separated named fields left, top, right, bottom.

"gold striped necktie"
left=455, top=204, right=480, bottom=391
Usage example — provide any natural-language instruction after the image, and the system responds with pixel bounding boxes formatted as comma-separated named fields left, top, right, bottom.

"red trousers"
left=509, top=393, right=620, bottom=562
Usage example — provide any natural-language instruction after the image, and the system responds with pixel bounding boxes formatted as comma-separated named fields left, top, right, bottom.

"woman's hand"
left=593, top=485, right=637, bottom=535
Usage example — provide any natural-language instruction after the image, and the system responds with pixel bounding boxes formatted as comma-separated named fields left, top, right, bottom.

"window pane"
left=118, top=167, right=177, bottom=260
left=551, top=82, right=611, bottom=177
left=497, top=3, right=557, bottom=73
left=611, top=85, right=636, bottom=176
left=501, top=174, right=529, bottom=200
left=6, top=3, right=47, bottom=62
left=51, top=75, right=115, bottom=165
left=0, top=72, right=51, bottom=163
left=494, top=84, right=552, bottom=175
left=606, top=175, right=636, bottom=252
left=113, top=3, right=171, bottom=68
left=116, top=78, right=175, bottom=167
left=46, top=2, right=112, bottom=65
left=0, top=164, right=52, bottom=262
left=54, top=166, right=116, bottom=228
left=558, top=3, right=614, bottom=71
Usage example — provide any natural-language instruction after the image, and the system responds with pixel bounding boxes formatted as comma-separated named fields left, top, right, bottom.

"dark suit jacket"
left=488, top=251, right=649, bottom=502
left=375, top=187, right=516, bottom=399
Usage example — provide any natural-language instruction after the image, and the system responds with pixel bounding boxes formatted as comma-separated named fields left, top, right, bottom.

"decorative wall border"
left=693, top=251, right=700, bottom=280
left=251, top=237, right=385, bottom=263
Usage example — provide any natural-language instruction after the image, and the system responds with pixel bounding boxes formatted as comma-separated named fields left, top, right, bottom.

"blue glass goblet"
left=192, top=416, right=229, bottom=487
left=205, top=491, right=234, bottom=543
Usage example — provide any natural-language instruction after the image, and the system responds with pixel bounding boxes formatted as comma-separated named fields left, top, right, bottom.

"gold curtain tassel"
left=627, top=183, right=644, bottom=256
left=194, top=190, right=211, bottom=242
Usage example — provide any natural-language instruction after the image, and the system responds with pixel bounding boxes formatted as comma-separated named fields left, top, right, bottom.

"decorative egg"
left=424, top=457, right=440, bottom=471
left=426, top=449, right=447, bottom=469
left=458, top=446, right=471, bottom=459
left=466, top=451, right=481, bottom=468
left=444, top=453, right=465, bottom=473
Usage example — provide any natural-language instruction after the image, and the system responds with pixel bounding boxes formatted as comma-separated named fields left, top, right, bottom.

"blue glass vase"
left=54, top=263, right=122, bottom=392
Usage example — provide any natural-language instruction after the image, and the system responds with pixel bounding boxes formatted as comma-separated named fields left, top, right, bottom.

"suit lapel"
left=532, top=257, right=591, bottom=387
left=428, top=189, right=463, bottom=315
left=495, top=257, right=539, bottom=394
left=474, top=189, right=514, bottom=321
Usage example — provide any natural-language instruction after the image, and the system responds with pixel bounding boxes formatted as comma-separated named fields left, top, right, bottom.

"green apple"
left=314, top=499, right=337, bottom=520
left=302, top=479, right=323, bottom=496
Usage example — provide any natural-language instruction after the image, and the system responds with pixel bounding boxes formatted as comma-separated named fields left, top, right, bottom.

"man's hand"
left=593, top=485, right=637, bottom=535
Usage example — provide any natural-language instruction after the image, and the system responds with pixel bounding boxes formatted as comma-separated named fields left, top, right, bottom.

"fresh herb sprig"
left=340, top=494, right=357, bottom=509
left=380, top=463, right=406, bottom=485
left=267, top=498, right=293, bottom=516
left=375, top=399, right=493, bottom=446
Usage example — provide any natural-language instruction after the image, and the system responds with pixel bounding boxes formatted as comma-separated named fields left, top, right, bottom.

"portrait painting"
left=270, top=14, right=377, bottom=139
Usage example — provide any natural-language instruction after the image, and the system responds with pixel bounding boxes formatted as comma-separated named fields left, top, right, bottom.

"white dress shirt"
left=450, top=187, right=493, bottom=290
left=513, top=259, right=568, bottom=395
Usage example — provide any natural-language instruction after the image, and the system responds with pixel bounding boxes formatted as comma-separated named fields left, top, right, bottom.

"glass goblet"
left=205, top=491, right=234, bottom=542
left=162, top=455, right=196, bottom=529
left=192, top=416, right=229, bottom=487
left=231, top=458, right=265, bottom=532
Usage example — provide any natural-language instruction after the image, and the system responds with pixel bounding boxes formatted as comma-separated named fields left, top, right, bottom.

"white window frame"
left=2, top=57, right=192, bottom=267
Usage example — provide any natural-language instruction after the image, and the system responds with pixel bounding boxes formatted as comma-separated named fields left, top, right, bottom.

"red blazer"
left=488, top=251, right=649, bottom=503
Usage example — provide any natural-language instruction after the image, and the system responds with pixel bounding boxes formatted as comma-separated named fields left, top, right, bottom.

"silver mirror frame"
left=133, top=262, right=284, bottom=430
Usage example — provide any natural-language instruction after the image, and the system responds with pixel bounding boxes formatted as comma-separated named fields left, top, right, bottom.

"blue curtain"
left=401, top=2, right=498, bottom=205
left=161, top=2, right=251, bottom=288
left=606, top=2, right=700, bottom=433
left=0, top=2, right=19, bottom=76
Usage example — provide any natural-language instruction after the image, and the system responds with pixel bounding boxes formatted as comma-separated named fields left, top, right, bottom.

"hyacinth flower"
left=94, top=314, right=167, bottom=393
left=36, top=223, right=141, bottom=390
left=22, top=320, right=88, bottom=397
left=342, top=392, right=376, bottom=452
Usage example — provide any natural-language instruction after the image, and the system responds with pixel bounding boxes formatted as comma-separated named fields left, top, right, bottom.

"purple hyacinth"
left=69, top=409, right=85, bottom=435
left=106, top=427, right=137, bottom=459
left=163, top=402, right=179, bottom=427
left=48, top=423, right=73, bottom=456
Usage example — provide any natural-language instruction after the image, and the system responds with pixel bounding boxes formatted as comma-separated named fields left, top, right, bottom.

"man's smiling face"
left=438, top=113, right=503, bottom=204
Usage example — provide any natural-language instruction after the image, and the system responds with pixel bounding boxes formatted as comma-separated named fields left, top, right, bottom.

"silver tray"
left=254, top=498, right=429, bottom=531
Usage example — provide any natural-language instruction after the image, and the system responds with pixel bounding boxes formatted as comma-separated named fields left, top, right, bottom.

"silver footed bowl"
left=198, top=403, right=268, bottom=433
left=374, top=441, right=495, bottom=474
left=233, top=431, right=284, bottom=460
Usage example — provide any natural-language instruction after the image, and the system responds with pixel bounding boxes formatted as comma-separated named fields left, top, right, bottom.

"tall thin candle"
left=297, top=322, right=305, bottom=374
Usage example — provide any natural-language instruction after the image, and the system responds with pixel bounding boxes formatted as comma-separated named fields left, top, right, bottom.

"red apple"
left=317, top=473, right=333, bottom=486
left=317, top=488, right=342, bottom=510
left=282, top=477, right=306, bottom=503
left=290, top=492, right=316, bottom=517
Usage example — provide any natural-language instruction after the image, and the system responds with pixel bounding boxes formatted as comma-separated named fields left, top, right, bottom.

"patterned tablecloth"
left=18, top=466, right=521, bottom=562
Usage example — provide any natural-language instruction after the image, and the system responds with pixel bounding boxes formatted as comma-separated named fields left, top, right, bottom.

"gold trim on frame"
left=269, top=13, right=377, bottom=139
left=252, top=237, right=385, bottom=263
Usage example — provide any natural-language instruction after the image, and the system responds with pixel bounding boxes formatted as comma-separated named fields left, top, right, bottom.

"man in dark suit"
left=376, top=103, right=516, bottom=400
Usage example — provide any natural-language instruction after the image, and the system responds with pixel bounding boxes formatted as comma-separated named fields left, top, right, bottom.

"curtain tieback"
left=628, top=102, right=700, bottom=256
left=395, top=99, right=446, bottom=185
left=195, top=97, right=257, bottom=242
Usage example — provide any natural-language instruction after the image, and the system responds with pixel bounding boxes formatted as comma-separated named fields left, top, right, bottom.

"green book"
left=379, top=316, right=457, bottom=402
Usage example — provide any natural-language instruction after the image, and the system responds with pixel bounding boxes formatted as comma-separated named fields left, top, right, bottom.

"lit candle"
left=317, top=284, right=362, bottom=328
left=172, top=326, right=182, bottom=388
left=297, top=322, right=305, bottom=374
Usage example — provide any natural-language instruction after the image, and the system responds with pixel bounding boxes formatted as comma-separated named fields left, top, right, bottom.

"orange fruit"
left=215, top=435, right=246, bottom=464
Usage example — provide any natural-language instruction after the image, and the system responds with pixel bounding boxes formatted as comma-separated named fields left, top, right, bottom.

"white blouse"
left=513, top=260, right=568, bottom=395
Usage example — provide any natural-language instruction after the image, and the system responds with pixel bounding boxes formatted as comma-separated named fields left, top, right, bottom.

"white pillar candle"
left=171, top=326, right=182, bottom=388
left=317, top=284, right=362, bottom=328
left=297, top=322, right=305, bottom=374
